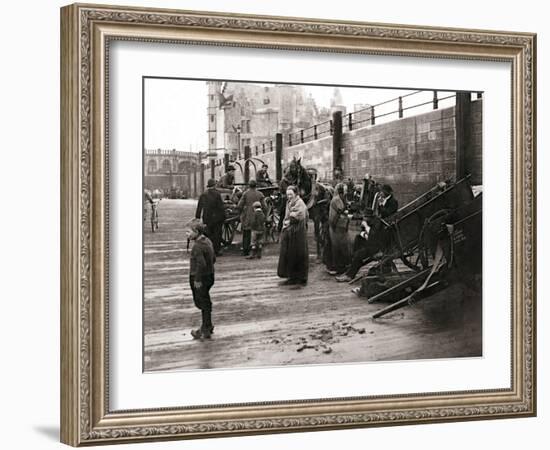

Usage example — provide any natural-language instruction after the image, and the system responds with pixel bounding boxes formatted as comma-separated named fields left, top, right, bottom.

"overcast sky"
left=143, top=78, right=457, bottom=152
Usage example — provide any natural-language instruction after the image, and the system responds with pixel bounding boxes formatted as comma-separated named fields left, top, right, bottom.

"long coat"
left=379, top=195, right=398, bottom=218
left=277, top=196, right=309, bottom=281
left=237, top=188, right=265, bottom=230
left=195, top=188, right=225, bottom=225
left=328, top=194, right=351, bottom=271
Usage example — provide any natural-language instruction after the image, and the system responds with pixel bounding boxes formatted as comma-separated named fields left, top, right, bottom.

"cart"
left=218, top=185, right=282, bottom=248
left=351, top=177, right=482, bottom=318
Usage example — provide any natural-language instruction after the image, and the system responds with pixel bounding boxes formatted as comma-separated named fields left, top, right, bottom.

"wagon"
left=351, top=176, right=482, bottom=318
left=218, top=184, right=282, bottom=248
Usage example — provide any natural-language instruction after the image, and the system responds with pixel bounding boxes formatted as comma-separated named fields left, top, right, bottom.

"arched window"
left=147, top=159, right=157, bottom=174
left=178, top=161, right=187, bottom=173
left=161, top=159, right=171, bottom=172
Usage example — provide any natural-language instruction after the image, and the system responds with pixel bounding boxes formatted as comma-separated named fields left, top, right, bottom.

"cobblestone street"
left=144, top=199, right=482, bottom=372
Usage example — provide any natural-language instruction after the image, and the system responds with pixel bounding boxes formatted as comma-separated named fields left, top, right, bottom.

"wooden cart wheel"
left=264, top=197, right=280, bottom=243
left=417, top=208, right=452, bottom=269
left=221, top=219, right=237, bottom=246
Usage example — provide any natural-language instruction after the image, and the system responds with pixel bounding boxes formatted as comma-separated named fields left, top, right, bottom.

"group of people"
left=186, top=164, right=310, bottom=339
left=323, top=181, right=398, bottom=283
left=186, top=164, right=398, bottom=340
left=216, top=163, right=272, bottom=190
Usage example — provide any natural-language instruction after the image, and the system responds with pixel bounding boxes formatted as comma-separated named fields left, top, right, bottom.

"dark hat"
left=261, top=163, right=268, bottom=168
left=227, top=165, right=236, bottom=171
left=207, top=178, right=216, bottom=188
left=381, top=184, right=393, bottom=194
left=248, top=179, right=257, bottom=188
left=364, top=207, right=374, bottom=218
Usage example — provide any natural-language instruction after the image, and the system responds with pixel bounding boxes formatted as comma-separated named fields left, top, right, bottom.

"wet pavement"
left=144, top=199, right=482, bottom=372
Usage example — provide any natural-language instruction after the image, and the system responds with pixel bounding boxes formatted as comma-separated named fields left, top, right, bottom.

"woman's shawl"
left=283, top=196, right=308, bottom=229
left=329, top=194, right=346, bottom=228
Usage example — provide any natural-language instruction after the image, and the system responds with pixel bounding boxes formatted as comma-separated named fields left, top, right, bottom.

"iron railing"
left=286, top=90, right=481, bottom=147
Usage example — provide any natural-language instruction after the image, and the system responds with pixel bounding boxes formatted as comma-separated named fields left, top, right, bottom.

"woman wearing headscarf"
left=277, top=185, right=309, bottom=286
left=327, top=183, right=351, bottom=275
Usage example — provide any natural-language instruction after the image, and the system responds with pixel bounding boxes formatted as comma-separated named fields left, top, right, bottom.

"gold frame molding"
left=60, top=3, right=536, bottom=446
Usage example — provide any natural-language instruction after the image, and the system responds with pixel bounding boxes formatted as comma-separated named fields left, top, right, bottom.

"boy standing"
left=186, top=219, right=216, bottom=339
left=247, top=200, right=266, bottom=259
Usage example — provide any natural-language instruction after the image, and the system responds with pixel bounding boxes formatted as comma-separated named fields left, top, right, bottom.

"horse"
left=277, top=157, right=331, bottom=258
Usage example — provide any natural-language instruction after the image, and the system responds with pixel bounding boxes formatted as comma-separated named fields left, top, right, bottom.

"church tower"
left=207, top=81, right=221, bottom=178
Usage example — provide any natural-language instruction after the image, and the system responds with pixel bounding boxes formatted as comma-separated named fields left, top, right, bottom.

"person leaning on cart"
left=195, top=178, right=226, bottom=256
left=237, top=179, right=266, bottom=256
left=374, top=184, right=398, bottom=218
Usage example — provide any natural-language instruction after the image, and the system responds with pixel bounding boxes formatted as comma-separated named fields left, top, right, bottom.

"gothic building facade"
left=207, top=82, right=331, bottom=161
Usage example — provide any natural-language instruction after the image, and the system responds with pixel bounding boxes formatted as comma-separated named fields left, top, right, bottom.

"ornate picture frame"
left=60, top=3, right=536, bottom=446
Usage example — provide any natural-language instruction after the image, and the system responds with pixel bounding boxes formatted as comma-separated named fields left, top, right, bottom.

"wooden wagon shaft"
left=372, top=280, right=446, bottom=319
left=367, top=268, right=431, bottom=303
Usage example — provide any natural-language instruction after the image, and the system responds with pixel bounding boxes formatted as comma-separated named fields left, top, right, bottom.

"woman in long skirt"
left=277, top=185, right=309, bottom=286
left=327, top=183, right=351, bottom=275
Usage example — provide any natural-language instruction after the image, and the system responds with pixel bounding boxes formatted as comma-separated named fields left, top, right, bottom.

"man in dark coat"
left=255, top=164, right=272, bottom=187
left=336, top=208, right=389, bottom=282
left=378, top=184, right=398, bottom=219
left=237, top=179, right=266, bottom=256
left=217, top=165, right=236, bottom=189
left=195, top=179, right=226, bottom=255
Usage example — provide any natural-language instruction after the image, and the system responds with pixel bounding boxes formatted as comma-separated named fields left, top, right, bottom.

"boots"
left=246, top=245, right=257, bottom=259
left=201, top=310, right=213, bottom=339
left=256, top=244, right=262, bottom=259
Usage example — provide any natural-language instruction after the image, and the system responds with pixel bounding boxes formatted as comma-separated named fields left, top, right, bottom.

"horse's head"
left=286, top=157, right=300, bottom=179
left=292, top=158, right=312, bottom=198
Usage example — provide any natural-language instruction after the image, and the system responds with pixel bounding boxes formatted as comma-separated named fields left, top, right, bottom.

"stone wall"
left=342, top=99, right=482, bottom=204
left=198, top=100, right=482, bottom=204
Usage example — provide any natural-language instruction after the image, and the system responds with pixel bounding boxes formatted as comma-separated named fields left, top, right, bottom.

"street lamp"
left=236, top=124, right=242, bottom=160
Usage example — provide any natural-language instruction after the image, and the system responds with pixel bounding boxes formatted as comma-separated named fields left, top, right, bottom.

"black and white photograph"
left=143, top=78, right=483, bottom=372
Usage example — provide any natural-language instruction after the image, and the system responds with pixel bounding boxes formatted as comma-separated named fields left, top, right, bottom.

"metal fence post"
left=275, top=133, right=283, bottom=182
left=314, top=125, right=318, bottom=140
left=348, top=112, right=353, bottom=131
left=244, top=146, right=251, bottom=183
left=398, top=96, right=403, bottom=118
left=433, top=91, right=439, bottom=109
left=370, top=106, right=375, bottom=125
left=455, top=92, right=472, bottom=180
left=332, top=110, right=343, bottom=176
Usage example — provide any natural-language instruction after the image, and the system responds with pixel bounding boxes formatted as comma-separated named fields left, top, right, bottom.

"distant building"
left=207, top=82, right=324, bottom=159
left=330, top=87, right=347, bottom=116
left=144, top=149, right=201, bottom=197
